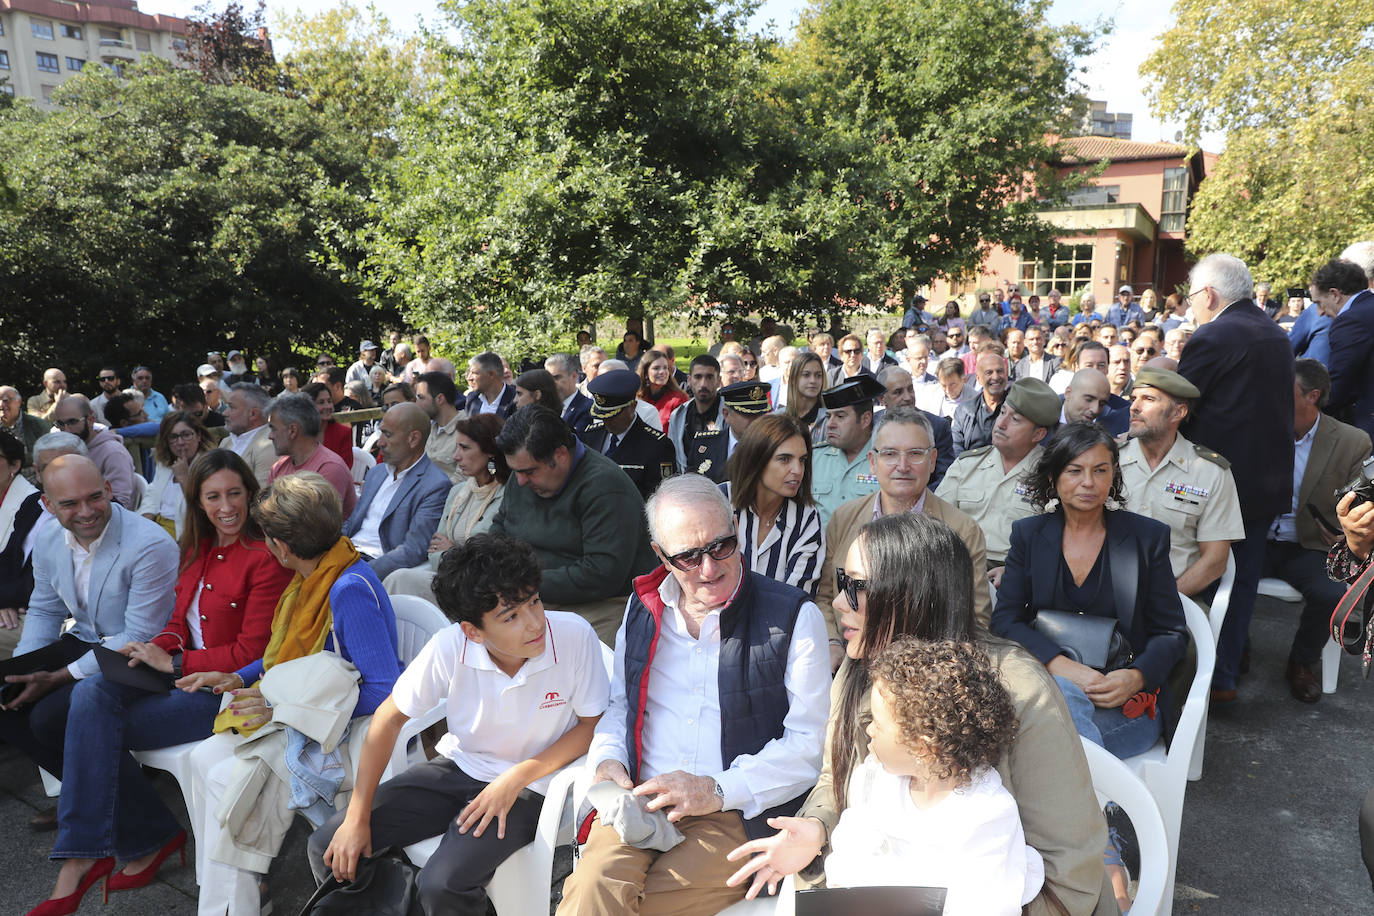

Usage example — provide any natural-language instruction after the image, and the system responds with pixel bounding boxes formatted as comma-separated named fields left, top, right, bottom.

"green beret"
left=1132, top=366, right=1200, bottom=401
left=1005, top=378, right=1061, bottom=428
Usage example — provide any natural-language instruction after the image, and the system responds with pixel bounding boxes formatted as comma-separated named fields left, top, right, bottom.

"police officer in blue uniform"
left=578, top=369, right=678, bottom=500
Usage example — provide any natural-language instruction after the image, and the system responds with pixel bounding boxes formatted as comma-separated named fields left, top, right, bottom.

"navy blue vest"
left=622, top=566, right=808, bottom=839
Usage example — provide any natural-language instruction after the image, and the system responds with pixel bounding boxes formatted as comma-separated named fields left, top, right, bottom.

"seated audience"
left=685, top=380, right=771, bottom=482
left=621, top=329, right=649, bottom=374
left=722, top=414, right=824, bottom=598
left=546, top=352, right=593, bottom=433
left=346, top=340, right=382, bottom=389
left=936, top=378, right=1060, bottom=568
left=51, top=395, right=139, bottom=509
left=1014, top=325, right=1059, bottom=382
left=916, top=356, right=977, bottom=419
left=0, top=431, right=43, bottom=659
left=991, top=422, right=1189, bottom=759
left=638, top=350, right=689, bottom=431
left=782, top=351, right=830, bottom=445
left=90, top=368, right=122, bottom=425
left=557, top=474, right=829, bottom=915
left=952, top=350, right=1009, bottom=455
left=172, top=383, right=225, bottom=429
left=1060, top=368, right=1113, bottom=428
left=836, top=334, right=868, bottom=380
left=491, top=405, right=657, bottom=644
left=405, top=335, right=457, bottom=384
left=384, top=414, right=509, bottom=604
left=514, top=368, right=563, bottom=413
left=130, top=366, right=170, bottom=422
left=224, top=382, right=275, bottom=486
left=0, top=385, right=49, bottom=482
left=578, top=370, right=677, bottom=501
left=313, top=533, right=609, bottom=914
left=187, top=472, right=402, bottom=914
left=27, top=368, right=68, bottom=422
left=579, top=345, right=609, bottom=384
left=27, top=451, right=291, bottom=913
left=303, top=381, right=356, bottom=470
left=464, top=352, right=517, bottom=419
left=726, top=512, right=1110, bottom=914
left=278, top=367, right=302, bottom=394
left=137, top=410, right=216, bottom=539
left=811, top=376, right=886, bottom=525
left=667, top=355, right=723, bottom=471
left=265, top=391, right=358, bottom=516
left=342, top=403, right=453, bottom=580
left=876, top=365, right=955, bottom=486
left=415, top=371, right=466, bottom=485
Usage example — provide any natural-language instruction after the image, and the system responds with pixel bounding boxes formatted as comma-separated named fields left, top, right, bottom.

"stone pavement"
left=0, top=594, right=1371, bottom=914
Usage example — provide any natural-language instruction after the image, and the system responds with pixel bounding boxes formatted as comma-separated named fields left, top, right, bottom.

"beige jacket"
left=796, top=637, right=1116, bottom=916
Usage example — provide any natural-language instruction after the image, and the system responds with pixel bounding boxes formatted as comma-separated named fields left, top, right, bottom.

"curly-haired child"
left=825, top=638, right=1045, bottom=915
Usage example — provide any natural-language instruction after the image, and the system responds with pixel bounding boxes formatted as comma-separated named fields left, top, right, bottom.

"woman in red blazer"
left=27, top=450, right=293, bottom=916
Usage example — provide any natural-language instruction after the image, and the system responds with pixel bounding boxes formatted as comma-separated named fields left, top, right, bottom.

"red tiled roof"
left=1055, top=136, right=1190, bottom=164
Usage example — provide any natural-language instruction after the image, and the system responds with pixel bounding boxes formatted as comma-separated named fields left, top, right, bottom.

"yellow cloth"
left=213, top=536, right=361, bottom=736
left=152, top=515, right=177, bottom=538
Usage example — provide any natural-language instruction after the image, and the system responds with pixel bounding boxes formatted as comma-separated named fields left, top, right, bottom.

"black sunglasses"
left=836, top=568, right=867, bottom=608
left=663, top=534, right=738, bottom=571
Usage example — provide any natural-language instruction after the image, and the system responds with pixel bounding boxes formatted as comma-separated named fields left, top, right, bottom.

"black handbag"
left=299, top=849, right=424, bottom=916
left=1031, top=609, right=1134, bottom=672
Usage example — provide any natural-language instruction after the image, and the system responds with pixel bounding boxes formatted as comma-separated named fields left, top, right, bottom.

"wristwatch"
left=711, top=777, right=725, bottom=801
left=171, top=653, right=183, bottom=680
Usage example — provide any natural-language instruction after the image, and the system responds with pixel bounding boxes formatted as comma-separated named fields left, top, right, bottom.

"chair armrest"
left=384, top=701, right=447, bottom=779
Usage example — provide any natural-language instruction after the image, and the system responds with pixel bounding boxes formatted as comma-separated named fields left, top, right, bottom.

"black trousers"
left=308, top=756, right=545, bottom=916
left=1362, top=785, right=1374, bottom=893
left=1262, top=540, right=1348, bottom=665
left=0, top=635, right=96, bottom=775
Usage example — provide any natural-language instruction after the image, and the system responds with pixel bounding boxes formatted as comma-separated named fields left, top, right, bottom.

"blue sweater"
left=236, top=559, right=401, bottom=717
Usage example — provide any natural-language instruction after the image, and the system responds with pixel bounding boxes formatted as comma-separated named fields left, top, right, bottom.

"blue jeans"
left=1053, top=675, right=1162, bottom=758
left=50, top=675, right=221, bottom=860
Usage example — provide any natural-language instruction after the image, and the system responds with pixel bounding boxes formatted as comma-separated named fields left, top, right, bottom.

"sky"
left=138, top=0, right=1219, bottom=150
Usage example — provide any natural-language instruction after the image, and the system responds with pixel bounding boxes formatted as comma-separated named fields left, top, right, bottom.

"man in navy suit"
left=547, top=352, right=593, bottom=433
left=1326, top=245, right=1374, bottom=440
left=462, top=352, right=517, bottom=419
left=343, top=403, right=453, bottom=581
left=1178, top=253, right=1296, bottom=703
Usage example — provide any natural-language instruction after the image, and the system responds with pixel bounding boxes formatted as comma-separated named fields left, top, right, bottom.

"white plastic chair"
left=1121, top=593, right=1215, bottom=916
left=1257, top=576, right=1340, bottom=694
left=403, top=642, right=616, bottom=915
left=351, top=447, right=371, bottom=493
left=134, top=593, right=452, bottom=882
left=1080, top=739, right=1169, bottom=916
left=1189, top=549, right=1234, bottom=781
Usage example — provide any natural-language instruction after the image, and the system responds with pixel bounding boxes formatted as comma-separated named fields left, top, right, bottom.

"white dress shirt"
left=351, top=457, right=419, bottom=557
left=228, top=424, right=269, bottom=456
left=589, top=571, right=830, bottom=818
left=64, top=526, right=109, bottom=679
left=1271, top=415, right=1319, bottom=543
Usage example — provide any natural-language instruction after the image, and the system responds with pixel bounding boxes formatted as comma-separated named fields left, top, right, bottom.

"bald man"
left=1062, top=369, right=1112, bottom=425
left=342, top=403, right=454, bottom=580
left=26, top=368, right=67, bottom=422
left=0, top=456, right=177, bottom=778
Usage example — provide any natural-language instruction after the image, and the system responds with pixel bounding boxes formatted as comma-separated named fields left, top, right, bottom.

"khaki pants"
left=557, top=810, right=750, bottom=916
left=559, top=595, right=630, bottom=647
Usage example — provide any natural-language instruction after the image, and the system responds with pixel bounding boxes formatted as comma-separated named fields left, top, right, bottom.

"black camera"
left=1338, top=456, right=1374, bottom=508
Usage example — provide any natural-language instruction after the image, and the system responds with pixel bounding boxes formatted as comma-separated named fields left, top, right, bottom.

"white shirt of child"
left=389, top=610, right=610, bottom=794
left=826, top=756, right=1044, bottom=916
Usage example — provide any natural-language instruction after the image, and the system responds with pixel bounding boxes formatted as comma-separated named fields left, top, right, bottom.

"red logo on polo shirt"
left=539, top=691, right=566, bottom=711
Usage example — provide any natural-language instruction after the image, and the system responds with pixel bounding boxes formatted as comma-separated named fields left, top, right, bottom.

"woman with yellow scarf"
left=182, top=472, right=402, bottom=915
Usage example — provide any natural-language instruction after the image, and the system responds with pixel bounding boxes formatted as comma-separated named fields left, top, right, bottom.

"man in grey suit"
left=0, top=455, right=178, bottom=776
left=342, top=403, right=452, bottom=581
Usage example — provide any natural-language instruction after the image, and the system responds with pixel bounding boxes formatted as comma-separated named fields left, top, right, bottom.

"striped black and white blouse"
left=720, top=482, right=825, bottom=599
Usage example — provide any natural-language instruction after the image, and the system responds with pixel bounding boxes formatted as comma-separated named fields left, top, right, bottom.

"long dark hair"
left=831, top=512, right=975, bottom=811
left=453, top=414, right=511, bottom=484
left=637, top=350, right=683, bottom=399
left=726, top=414, right=814, bottom=511
left=179, top=449, right=266, bottom=570
left=783, top=351, right=826, bottom=418
left=1022, top=420, right=1125, bottom=511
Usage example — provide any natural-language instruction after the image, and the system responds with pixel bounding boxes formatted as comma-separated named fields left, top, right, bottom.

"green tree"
left=1141, top=0, right=1374, bottom=280
left=0, top=62, right=389, bottom=388
left=180, top=0, right=282, bottom=91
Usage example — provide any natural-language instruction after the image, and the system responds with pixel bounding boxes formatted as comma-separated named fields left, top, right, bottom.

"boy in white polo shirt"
left=310, top=533, right=609, bottom=915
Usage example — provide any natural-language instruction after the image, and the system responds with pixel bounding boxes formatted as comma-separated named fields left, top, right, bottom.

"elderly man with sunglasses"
left=558, top=473, right=829, bottom=916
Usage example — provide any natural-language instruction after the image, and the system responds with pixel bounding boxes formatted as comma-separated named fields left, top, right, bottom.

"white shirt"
left=186, top=579, right=206, bottom=650
left=1272, top=415, right=1319, bottom=543
left=350, top=457, right=419, bottom=558
left=474, top=390, right=504, bottom=415
left=228, top=424, right=269, bottom=456
left=588, top=571, right=830, bottom=818
left=64, top=525, right=110, bottom=680
left=390, top=611, right=609, bottom=793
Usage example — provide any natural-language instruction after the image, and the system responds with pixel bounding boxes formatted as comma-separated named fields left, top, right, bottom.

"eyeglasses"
left=98, top=375, right=117, bottom=382
left=1132, top=346, right=1157, bottom=356
left=1049, top=341, right=1067, bottom=348
left=842, top=348, right=863, bottom=355
left=1184, top=287, right=1208, bottom=305
left=169, top=430, right=198, bottom=442
left=662, top=534, right=738, bottom=571
left=873, top=446, right=932, bottom=465
left=53, top=417, right=86, bottom=428
left=740, top=359, right=758, bottom=368
left=836, top=568, right=867, bottom=608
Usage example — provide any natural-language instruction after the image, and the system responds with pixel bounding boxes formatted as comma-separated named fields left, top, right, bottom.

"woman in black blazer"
left=0, top=431, right=44, bottom=658
left=991, top=422, right=1189, bottom=758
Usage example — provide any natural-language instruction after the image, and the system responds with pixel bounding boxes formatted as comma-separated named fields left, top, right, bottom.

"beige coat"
left=796, top=637, right=1116, bottom=915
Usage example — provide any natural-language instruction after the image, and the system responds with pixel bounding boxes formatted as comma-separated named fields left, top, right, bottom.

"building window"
left=1161, top=167, right=1189, bottom=233
left=135, top=31, right=151, bottom=51
left=1065, top=184, right=1120, bottom=207
left=61, top=24, right=82, bottom=39
left=1018, top=243, right=1095, bottom=297
left=171, top=37, right=187, bottom=51
left=0, top=51, right=8, bottom=70
left=1, top=84, right=14, bottom=96
left=36, top=52, right=60, bottom=72
left=40, top=83, right=55, bottom=103
left=105, top=61, right=125, bottom=78
left=66, top=56, right=86, bottom=71
left=31, top=19, right=55, bottom=40
left=0, top=18, right=6, bottom=36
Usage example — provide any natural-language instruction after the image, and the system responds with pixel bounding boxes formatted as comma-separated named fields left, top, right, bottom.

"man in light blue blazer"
left=343, top=403, right=453, bottom=581
left=0, top=455, right=178, bottom=776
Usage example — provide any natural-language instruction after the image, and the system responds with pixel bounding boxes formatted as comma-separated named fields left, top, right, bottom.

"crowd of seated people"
left=3, top=246, right=1374, bottom=914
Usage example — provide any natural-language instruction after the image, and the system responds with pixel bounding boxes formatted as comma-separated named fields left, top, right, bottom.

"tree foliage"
left=1142, top=0, right=1374, bottom=280
left=0, top=63, right=388, bottom=388
left=180, top=0, right=282, bottom=91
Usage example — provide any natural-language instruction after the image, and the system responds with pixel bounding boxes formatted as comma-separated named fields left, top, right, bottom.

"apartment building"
left=0, top=0, right=188, bottom=106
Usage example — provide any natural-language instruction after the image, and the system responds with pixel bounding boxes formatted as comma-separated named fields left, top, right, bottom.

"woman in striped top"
left=722, top=414, right=825, bottom=598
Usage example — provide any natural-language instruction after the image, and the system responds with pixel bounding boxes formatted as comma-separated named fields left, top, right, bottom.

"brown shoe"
left=29, top=805, right=57, bottom=831
left=1209, top=687, right=1238, bottom=706
left=1286, top=661, right=1321, bottom=703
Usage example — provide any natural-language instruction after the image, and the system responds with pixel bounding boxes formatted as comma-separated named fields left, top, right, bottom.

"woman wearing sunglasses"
left=725, top=512, right=1111, bottom=914
left=721, top=415, right=824, bottom=598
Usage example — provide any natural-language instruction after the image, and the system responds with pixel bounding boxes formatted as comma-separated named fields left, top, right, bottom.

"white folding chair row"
left=1080, top=739, right=1170, bottom=916
left=1121, top=592, right=1215, bottom=916
left=403, top=641, right=616, bottom=915
left=1189, top=549, right=1234, bottom=782
left=1257, top=577, right=1340, bottom=694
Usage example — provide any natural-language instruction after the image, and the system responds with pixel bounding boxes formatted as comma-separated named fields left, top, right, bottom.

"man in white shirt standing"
left=557, top=474, right=829, bottom=916
left=223, top=383, right=275, bottom=486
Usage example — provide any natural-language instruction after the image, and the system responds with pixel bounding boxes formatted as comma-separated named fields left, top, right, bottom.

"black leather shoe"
left=1239, top=644, right=1251, bottom=675
left=1286, top=661, right=1321, bottom=703
left=29, top=806, right=57, bottom=831
left=1209, top=687, right=1238, bottom=706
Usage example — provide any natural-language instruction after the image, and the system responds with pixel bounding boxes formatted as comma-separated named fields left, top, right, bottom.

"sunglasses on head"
left=663, top=534, right=738, bottom=571
left=836, top=568, right=867, bottom=608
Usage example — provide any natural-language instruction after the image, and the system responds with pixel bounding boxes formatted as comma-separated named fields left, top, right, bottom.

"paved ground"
left=1, top=594, right=1371, bottom=915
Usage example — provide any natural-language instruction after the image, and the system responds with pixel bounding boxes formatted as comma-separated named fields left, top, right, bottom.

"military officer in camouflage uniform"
left=578, top=369, right=678, bottom=501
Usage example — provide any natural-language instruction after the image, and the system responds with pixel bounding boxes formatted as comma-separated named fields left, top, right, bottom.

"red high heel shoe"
left=104, top=830, right=187, bottom=898
left=24, top=857, right=115, bottom=916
